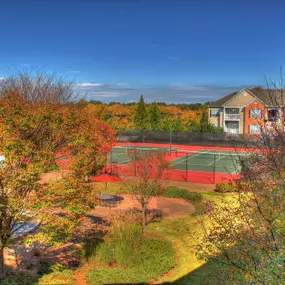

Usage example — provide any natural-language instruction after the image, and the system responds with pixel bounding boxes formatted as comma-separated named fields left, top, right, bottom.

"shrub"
left=84, top=225, right=175, bottom=284
left=0, top=267, right=37, bottom=285
left=164, top=187, right=204, bottom=214
left=164, top=187, right=202, bottom=202
left=38, top=269, right=76, bottom=285
left=215, top=182, right=237, bottom=193
left=37, top=261, right=52, bottom=275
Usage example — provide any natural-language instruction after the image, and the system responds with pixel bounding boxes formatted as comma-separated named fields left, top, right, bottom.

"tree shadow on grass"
left=85, top=215, right=110, bottom=226
left=81, top=237, right=105, bottom=262
left=162, top=260, right=227, bottom=285
left=0, top=265, right=44, bottom=285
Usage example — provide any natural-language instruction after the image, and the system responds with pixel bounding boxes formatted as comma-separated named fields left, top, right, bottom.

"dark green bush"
left=84, top=225, right=175, bottom=284
left=164, top=187, right=202, bottom=202
left=0, top=267, right=37, bottom=285
left=37, top=261, right=52, bottom=275
left=215, top=182, right=237, bottom=193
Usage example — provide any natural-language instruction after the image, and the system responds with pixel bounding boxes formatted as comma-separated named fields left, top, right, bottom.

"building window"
left=249, top=109, right=262, bottom=119
left=210, top=108, right=220, bottom=117
left=267, top=109, right=279, bottom=121
left=225, top=108, right=239, bottom=114
left=249, top=124, right=261, bottom=134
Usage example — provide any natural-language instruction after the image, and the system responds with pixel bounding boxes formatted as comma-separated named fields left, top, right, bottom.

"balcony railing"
left=225, top=114, right=240, bottom=120
left=225, top=128, right=239, bottom=134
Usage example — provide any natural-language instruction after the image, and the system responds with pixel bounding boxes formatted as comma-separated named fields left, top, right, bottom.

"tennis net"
left=176, top=150, right=250, bottom=161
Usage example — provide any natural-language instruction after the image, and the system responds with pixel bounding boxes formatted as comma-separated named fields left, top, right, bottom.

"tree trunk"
left=0, top=246, right=5, bottom=280
left=141, top=204, right=147, bottom=235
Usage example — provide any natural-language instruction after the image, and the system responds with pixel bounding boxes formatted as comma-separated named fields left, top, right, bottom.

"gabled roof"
left=209, top=87, right=283, bottom=108
left=209, top=91, right=238, bottom=107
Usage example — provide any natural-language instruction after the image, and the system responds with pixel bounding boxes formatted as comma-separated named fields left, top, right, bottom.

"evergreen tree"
left=188, top=120, right=201, bottom=132
left=172, top=117, right=183, bottom=131
left=134, top=95, right=149, bottom=129
left=149, top=102, right=161, bottom=130
left=199, top=110, right=209, bottom=132
left=161, top=117, right=171, bottom=131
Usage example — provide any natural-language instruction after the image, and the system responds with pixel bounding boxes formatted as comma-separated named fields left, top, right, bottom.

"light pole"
left=167, top=113, right=182, bottom=154
left=169, top=119, right=172, bottom=154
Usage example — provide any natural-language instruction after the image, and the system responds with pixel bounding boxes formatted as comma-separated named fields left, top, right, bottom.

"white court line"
left=117, top=158, right=130, bottom=164
left=170, top=151, right=202, bottom=167
left=207, top=155, right=224, bottom=166
left=207, top=153, right=247, bottom=166
left=110, top=152, right=126, bottom=158
left=108, top=153, right=126, bottom=162
left=124, top=147, right=160, bottom=152
left=111, top=147, right=161, bottom=164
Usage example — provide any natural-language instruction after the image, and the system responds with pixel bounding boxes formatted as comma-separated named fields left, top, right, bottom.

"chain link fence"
left=117, top=130, right=252, bottom=148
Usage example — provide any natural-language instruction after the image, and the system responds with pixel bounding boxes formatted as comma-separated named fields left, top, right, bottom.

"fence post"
left=186, top=154, right=188, bottom=181
left=110, top=150, right=113, bottom=174
left=213, top=154, right=216, bottom=184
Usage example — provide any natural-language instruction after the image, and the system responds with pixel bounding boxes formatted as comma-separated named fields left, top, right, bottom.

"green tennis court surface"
left=108, top=146, right=249, bottom=174
left=170, top=150, right=248, bottom=174
left=107, top=146, right=176, bottom=165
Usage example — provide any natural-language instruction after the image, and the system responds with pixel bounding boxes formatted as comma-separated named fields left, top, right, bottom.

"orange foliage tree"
left=0, top=72, right=114, bottom=280
left=122, top=150, right=169, bottom=235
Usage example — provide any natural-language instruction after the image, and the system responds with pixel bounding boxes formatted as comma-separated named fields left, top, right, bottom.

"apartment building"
left=208, top=87, right=283, bottom=134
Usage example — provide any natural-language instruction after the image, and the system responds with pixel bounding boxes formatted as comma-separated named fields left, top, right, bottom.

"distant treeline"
left=84, top=96, right=221, bottom=133
left=88, top=100, right=208, bottom=111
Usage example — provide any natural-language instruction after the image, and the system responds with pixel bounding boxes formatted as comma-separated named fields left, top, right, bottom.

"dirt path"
left=74, top=265, right=89, bottom=285
left=90, top=194, right=195, bottom=220
left=162, top=180, right=215, bottom=192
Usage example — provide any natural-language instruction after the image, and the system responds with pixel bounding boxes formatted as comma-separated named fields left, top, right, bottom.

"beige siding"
left=220, top=109, right=224, bottom=128
left=224, top=90, right=254, bottom=107
left=208, top=108, right=223, bottom=128
left=239, top=108, right=244, bottom=134
left=209, top=117, right=218, bottom=126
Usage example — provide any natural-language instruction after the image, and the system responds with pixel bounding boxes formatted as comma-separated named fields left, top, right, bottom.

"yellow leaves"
left=244, top=272, right=252, bottom=279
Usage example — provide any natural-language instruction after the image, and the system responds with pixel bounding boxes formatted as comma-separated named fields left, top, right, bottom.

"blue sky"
left=1, top=0, right=285, bottom=103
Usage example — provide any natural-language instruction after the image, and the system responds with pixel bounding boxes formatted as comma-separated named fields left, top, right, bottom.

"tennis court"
left=107, top=145, right=176, bottom=165
left=104, top=143, right=257, bottom=183
left=170, top=150, right=248, bottom=174
left=108, top=146, right=247, bottom=174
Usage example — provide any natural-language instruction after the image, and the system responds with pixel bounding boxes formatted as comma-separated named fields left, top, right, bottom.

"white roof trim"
left=243, top=98, right=259, bottom=108
left=245, top=89, right=266, bottom=106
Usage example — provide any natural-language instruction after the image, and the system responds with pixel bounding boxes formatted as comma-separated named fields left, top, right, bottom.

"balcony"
left=225, top=114, right=240, bottom=120
left=225, top=128, right=239, bottom=134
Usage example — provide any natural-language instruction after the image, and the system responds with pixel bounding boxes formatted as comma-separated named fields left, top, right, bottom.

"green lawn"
left=92, top=182, right=234, bottom=284
left=148, top=191, right=235, bottom=284
left=2, top=183, right=234, bottom=285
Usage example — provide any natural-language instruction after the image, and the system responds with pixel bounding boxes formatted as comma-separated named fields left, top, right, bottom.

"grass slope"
left=148, top=191, right=235, bottom=284
left=84, top=225, right=176, bottom=285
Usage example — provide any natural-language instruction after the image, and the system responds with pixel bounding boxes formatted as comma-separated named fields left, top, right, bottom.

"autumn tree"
left=134, top=95, right=149, bottom=130
left=194, top=84, right=285, bottom=284
left=123, top=150, right=169, bottom=235
left=0, top=72, right=114, bottom=280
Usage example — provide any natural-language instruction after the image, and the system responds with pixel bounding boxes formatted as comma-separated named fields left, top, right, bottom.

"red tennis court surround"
left=90, top=175, right=121, bottom=182
left=106, top=142, right=261, bottom=184
left=55, top=142, right=260, bottom=184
